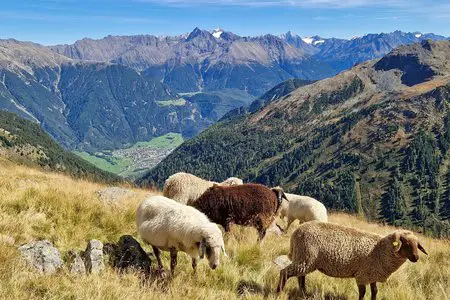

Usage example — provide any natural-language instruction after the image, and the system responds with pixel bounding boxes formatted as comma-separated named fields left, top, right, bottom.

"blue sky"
left=1, top=0, right=449, bottom=45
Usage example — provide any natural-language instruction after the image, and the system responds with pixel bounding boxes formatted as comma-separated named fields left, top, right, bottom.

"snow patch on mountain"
left=302, top=37, right=314, bottom=44
left=212, top=28, right=223, bottom=39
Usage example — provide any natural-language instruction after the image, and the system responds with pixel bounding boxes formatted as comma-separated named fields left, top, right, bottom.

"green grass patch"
left=156, top=98, right=187, bottom=107
left=131, top=133, right=183, bottom=149
left=73, top=151, right=128, bottom=174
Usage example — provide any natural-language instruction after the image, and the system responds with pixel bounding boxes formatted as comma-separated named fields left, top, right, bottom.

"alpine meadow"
left=1, top=1, right=450, bottom=299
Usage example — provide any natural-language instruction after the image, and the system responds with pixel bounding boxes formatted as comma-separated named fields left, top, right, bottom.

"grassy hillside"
left=0, top=110, right=121, bottom=184
left=0, top=158, right=449, bottom=299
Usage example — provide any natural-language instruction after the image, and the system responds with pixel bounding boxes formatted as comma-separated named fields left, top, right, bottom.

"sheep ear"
left=418, top=242, right=428, bottom=255
left=199, top=239, right=206, bottom=259
left=392, top=232, right=402, bottom=252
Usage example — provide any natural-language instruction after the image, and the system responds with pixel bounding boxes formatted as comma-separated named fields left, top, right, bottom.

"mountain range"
left=138, top=40, right=450, bottom=237
left=0, top=29, right=448, bottom=157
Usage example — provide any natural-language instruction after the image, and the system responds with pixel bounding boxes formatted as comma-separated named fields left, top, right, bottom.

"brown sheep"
left=191, top=183, right=288, bottom=241
left=277, top=221, right=428, bottom=299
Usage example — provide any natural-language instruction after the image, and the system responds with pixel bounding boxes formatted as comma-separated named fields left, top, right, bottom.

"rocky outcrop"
left=66, top=250, right=86, bottom=275
left=97, top=187, right=136, bottom=204
left=82, top=240, right=105, bottom=274
left=18, top=240, right=63, bottom=274
left=103, top=235, right=151, bottom=276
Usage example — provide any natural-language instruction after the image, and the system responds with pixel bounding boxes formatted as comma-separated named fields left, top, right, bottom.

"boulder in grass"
left=66, top=250, right=86, bottom=275
left=273, top=255, right=291, bottom=269
left=82, top=239, right=104, bottom=274
left=97, top=187, right=135, bottom=204
left=104, top=235, right=151, bottom=277
left=19, top=240, right=63, bottom=274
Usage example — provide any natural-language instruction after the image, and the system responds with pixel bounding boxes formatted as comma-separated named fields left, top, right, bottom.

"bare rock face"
left=97, top=187, right=135, bottom=204
left=18, top=240, right=63, bottom=274
left=82, top=240, right=105, bottom=274
left=273, top=255, right=291, bottom=270
left=66, top=250, right=86, bottom=275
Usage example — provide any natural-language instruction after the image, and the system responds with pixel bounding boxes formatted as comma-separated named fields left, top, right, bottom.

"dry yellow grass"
left=0, top=157, right=449, bottom=300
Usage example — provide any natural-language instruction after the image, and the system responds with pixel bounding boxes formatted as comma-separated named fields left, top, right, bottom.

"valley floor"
left=0, top=158, right=449, bottom=300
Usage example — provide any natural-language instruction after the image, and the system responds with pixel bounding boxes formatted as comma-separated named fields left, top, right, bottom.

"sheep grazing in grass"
left=136, top=195, right=226, bottom=275
left=191, top=184, right=288, bottom=241
left=277, top=221, right=428, bottom=300
left=163, top=172, right=243, bottom=205
left=279, top=193, right=328, bottom=231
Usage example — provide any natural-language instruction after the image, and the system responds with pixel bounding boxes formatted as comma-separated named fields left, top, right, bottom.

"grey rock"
left=266, top=221, right=283, bottom=236
left=18, top=240, right=63, bottom=274
left=97, top=187, right=135, bottom=204
left=83, top=240, right=105, bottom=274
left=273, top=255, right=291, bottom=270
left=66, top=250, right=86, bottom=275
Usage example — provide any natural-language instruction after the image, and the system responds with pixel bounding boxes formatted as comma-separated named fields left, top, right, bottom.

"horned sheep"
left=163, top=172, right=243, bottom=205
left=279, top=193, right=328, bottom=231
left=277, top=221, right=428, bottom=299
left=136, top=195, right=226, bottom=275
left=191, top=184, right=288, bottom=241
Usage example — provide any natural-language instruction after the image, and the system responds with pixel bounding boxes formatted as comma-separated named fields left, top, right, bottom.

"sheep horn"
left=418, top=243, right=428, bottom=255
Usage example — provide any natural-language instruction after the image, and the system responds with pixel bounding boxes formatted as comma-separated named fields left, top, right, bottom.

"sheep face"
left=200, top=238, right=223, bottom=270
left=392, top=231, right=428, bottom=262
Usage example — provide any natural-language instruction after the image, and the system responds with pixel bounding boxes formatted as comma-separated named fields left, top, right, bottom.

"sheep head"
left=271, top=187, right=289, bottom=204
left=199, top=237, right=226, bottom=270
left=390, top=231, right=428, bottom=262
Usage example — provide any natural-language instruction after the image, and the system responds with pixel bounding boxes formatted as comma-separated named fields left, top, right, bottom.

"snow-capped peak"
left=313, top=39, right=325, bottom=45
left=415, top=33, right=422, bottom=38
left=212, top=28, right=224, bottom=39
left=302, top=37, right=314, bottom=44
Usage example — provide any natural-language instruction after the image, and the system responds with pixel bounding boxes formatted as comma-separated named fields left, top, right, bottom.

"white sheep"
left=279, top=193, right=328, bottom=231
left=163, top=172, right=243, bottom=205
left=136, top=195, right=226, bottom=275
left=277, top=221, right=428, bottom=299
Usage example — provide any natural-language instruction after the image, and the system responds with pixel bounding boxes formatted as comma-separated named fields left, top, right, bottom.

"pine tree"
left=381, top=177, right=408, bottom=226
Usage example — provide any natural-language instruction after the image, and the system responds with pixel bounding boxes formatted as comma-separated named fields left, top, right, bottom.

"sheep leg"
left=191, top=258, right=198, bottom=273
left=297, top=276, right=306, bottom=295
left=358, top=284, right=366, bottom=300
left=223, top=220, right=231, bottom=232
left=257, top=228, right=266, bottom=242
left=169, top=247, right=178, bottom=275
left=276, top=263, right=301, bottom=293
left=152, top=246, right=164, bottom=271
left=370, top=282, right=378, bottom=300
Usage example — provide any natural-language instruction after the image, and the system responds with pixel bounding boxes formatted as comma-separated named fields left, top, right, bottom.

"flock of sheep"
left=136, top=172, right=428, bottom=299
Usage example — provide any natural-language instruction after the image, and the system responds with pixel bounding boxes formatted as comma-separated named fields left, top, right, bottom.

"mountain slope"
left=0, top=39, right=213, bottom=151
left=0, top=110, right=121, bottom=183
left=139, top=40, right=450, bottom=237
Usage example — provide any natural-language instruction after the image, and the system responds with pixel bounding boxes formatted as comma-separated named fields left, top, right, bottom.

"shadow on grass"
left=286, top=288, right=348, bottom=300
left=236, top=280, right=271, bottom=298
